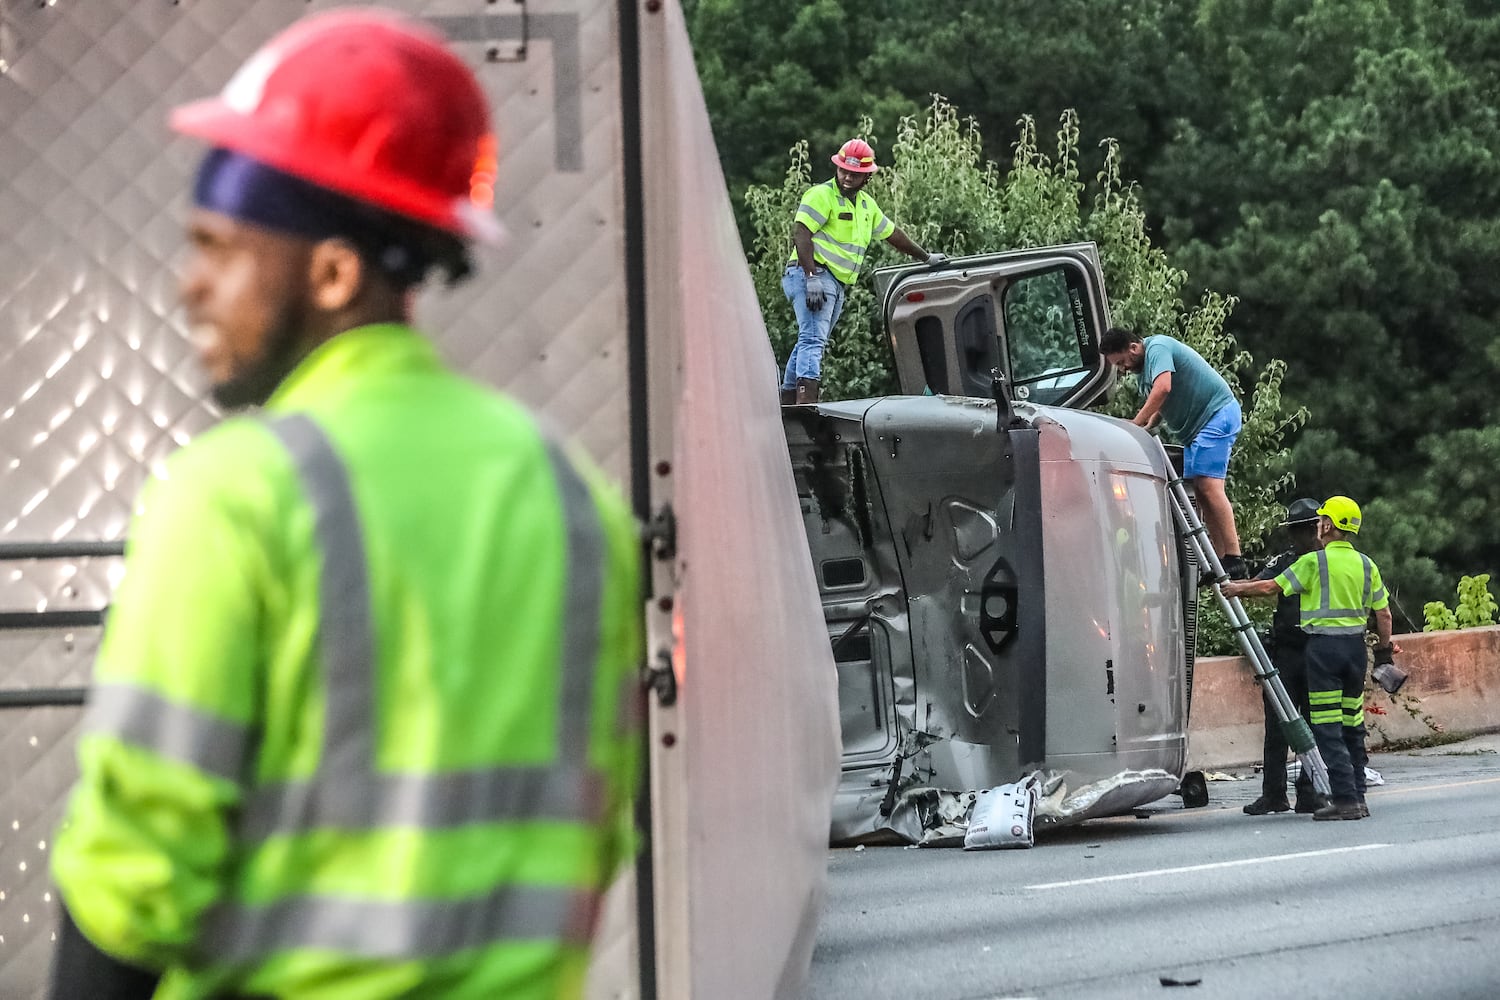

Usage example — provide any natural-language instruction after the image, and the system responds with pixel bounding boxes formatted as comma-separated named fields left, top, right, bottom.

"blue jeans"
left=780, top=265, right=846, bottom=389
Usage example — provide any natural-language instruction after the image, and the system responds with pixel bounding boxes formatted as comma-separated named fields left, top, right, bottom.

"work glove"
left=926, top=251, right=948, bottom=267
left=804, top=281, right=826, bottom=312
left=1371, top=644, right=1408, bottom=695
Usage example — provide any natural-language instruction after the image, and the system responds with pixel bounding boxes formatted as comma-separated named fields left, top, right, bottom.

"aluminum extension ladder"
left=1158, top=440, right=1332, bottom=798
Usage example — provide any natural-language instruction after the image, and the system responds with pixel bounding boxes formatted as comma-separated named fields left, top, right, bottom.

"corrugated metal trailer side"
left=0, top=2, right=839, bottom=996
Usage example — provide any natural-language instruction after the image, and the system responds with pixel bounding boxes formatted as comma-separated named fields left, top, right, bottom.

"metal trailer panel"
left=2, top=2, right=839, bottom=997
left=797, top=396, right=1189, bottom=845
left=636, top=3, right=841, bottom=998
left=0, top=0, right=635, bottom=993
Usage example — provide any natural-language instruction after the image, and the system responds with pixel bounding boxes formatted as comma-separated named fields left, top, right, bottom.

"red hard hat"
left=831, top=138, right=879, bottom=174
left=170, top=8, right=500, bottom=243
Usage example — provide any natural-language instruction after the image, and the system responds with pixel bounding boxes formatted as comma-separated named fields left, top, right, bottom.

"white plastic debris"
left=964, top=775, right=1039, bottom=850
left=1364, top=766, right=1385, bottom=786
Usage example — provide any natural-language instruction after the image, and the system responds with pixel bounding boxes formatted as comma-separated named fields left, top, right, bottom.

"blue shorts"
left=1184, top=401, right=1241, bottom=480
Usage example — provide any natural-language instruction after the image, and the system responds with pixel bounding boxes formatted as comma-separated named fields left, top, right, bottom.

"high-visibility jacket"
left=1275, top=540, right=1388, bottom=634
left=52, top=323, right=642, bottom=999
left=787, top=178, right=896, bottom=285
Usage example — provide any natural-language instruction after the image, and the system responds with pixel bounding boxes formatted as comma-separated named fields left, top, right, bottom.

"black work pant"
left=1260, top=641, right=1314, bottom=801
left=1305, top=634, right=1370, bottom=803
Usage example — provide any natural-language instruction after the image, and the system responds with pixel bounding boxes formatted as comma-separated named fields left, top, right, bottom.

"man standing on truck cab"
left=1099, top=326, right=1247, bottom=580
left=48, top=10, right=642, bottom=998
left=780, top=138, right=943, bottom=405
left=1224, top=496, right=1394, bottom=821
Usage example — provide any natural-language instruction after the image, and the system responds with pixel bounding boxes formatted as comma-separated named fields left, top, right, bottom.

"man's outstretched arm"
left=1133, top=371, right=1171, bottom=429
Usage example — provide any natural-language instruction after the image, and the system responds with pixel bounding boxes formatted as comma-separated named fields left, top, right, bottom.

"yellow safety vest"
left=787, top=179, right=896, bottom=285
left=1276, top=540, right=1388, bottom=635
left=52, top=324, right=642, bottom=998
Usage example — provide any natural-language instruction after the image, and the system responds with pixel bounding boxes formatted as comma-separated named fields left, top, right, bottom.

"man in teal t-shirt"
left=1100, top=326, right=1246, bottom=580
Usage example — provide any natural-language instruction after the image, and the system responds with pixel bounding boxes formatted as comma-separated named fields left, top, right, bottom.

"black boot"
left=1243, top=795, right=1290, bottom=816
left=795, top=377, right=821, bottom=405
left=780, top=387, right=796, bottom=406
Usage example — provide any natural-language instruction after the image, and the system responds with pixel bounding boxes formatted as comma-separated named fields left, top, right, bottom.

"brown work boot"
left=1242, top=795, right=1290, bottom=816
left=780, top=387, right=796, bottom=406
left=1358, top=798, right=1371, bottom=818
left=1313, top=799, right=1363, bottom=821
left=795, top=377, right=821, bottom=405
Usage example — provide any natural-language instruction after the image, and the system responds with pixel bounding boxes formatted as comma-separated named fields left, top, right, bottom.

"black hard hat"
left=1279, top=498, right=1322, bottom=527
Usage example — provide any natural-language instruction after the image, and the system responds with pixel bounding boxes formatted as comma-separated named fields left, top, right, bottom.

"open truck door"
left=874, top=243, right=1115, bottom=409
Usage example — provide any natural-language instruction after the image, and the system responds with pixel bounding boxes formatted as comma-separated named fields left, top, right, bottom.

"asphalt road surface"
left=809, top=737, right=1500, bottom=1000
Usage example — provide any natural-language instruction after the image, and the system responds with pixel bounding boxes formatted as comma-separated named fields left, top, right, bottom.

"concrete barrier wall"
left=1187, top=626, right=1500, bottom=769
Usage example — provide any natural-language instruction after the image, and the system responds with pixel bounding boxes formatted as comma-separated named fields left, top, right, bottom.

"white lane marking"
left=1027, top=843, right=1393, bottom=890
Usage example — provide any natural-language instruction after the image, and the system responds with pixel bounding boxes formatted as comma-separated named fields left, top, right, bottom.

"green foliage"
left=1421, top=575, right=1497, bottom=631
left=1195, top=601, right=1270, bottom=659
left=1423, top=601, right=1458, bottom=632
left=746, top=101, right=1305, bottom=570
left=1457, top=574, right=1498, bottom=629
left=1155, top=1, right=1500, bottom=611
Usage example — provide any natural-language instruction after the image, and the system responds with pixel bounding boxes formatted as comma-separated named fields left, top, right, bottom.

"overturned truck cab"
left=784, top=244, right=1198, bottom=845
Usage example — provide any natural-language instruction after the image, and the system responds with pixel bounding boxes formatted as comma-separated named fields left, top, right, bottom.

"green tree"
left=685, top=0, right=1194, bottom=222
left=684, top=0, right=926, bottom=228
left=1154, top=0, right=1500, bottom=608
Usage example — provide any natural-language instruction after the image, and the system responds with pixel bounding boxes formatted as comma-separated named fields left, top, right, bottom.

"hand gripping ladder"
left=1157, top=440, right=1332, bottom=797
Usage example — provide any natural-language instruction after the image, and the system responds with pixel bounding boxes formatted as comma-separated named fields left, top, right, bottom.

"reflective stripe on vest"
left=205, top=884, right=599, bottom=963
left=810, top=231, right=868, bottom=276
left=83, top=683, right=251, bottom=783
left=1300, top=548, right=1374, bottom=635
left=227, top=413, right=608, bottom=841
left=796, top=202, right=828, bottom=227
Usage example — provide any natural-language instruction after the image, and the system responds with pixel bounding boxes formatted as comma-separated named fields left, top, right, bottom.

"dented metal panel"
left=789, top=395, right=1192, bottom=846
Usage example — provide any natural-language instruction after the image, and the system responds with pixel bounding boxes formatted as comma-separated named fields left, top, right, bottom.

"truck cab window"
left=1003, top=267, right=1093, bottom=405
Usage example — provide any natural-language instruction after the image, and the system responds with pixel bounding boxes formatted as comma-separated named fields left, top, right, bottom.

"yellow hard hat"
left=1317, top=495, right=1363, bottom=534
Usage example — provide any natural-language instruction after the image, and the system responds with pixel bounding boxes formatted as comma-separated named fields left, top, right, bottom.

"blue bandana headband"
left=191, top=148, right=452, bottom=285
left=192, top=147, right=373, bottom=242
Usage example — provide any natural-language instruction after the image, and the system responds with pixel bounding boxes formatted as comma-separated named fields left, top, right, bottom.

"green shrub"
left=1423, top=601, right=1458, bottom=631
left=1423, top=574, right=1496, bottom=631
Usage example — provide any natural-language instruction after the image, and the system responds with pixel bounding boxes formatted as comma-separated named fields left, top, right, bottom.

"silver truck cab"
left=784, top=244, right=1197, bottom=844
